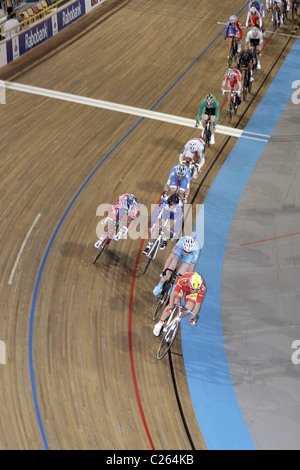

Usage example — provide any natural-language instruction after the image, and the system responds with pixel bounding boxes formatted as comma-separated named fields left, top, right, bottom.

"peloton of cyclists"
left=195, top=94, right=220, bottom=145
left=224, top=15, right=243, bottom=56
left=179, top=138, right=206, bottom=178
left=153, top=271, right=206, bottom=336
left=221, top=68, right=243, bottom=108
left=94, top=193, right=139, bottom=248
left=152, top=235, right=201, bottom=296
left=245, top=26, right=263, bottom=70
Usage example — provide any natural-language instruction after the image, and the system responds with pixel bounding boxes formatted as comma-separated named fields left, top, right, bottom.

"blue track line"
left=29, top=2, right=249, bottom=449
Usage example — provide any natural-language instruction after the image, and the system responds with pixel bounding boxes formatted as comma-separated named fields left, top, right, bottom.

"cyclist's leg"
left=201, top=113, right=209, bottom=136
left=153, top=293, right=181, bottom=336
left=153, top=254, right=179, bottom=295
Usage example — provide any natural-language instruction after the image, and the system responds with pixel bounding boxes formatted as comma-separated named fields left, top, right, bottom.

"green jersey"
left=196, top=96, right=220, bottom=125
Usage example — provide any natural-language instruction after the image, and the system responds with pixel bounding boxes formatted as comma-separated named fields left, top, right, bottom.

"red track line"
left=240, top=231, right=300, bottom=246
left=128, top=197, right=161, bottom=451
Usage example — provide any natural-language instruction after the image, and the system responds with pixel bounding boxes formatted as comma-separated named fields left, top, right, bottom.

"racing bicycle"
left=228, top=36, right=238, bottom=67
left=93, top=216, right=129, bottom=264
left=241, top=67, right=253, bottom=101
left=292, top=0, right=299, bottom=19
left=202, top=115, right=212, bottom=147
left=142, top=217, right=175, bottom=275
left=224, top=90, right=240, bottom=122
left=157, top=305, right=198, bottom=360
left=153, top=269, right=181, bottom=321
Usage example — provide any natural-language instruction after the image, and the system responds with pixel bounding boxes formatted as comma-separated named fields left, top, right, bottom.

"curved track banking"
left=0, top=0, right=299, bottom=450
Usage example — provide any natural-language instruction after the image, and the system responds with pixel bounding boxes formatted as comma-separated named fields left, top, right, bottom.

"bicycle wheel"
left=157, top=321, right=180, bottom=360
left=93, top=237, right=110, bottom=264
left=227, top=102, right=233, bottom=123
left=143, top=239, right=159, bottom=275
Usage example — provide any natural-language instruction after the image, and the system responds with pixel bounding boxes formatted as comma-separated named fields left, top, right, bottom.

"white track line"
left=0, top=341, right=6, bottom=365
left=8, top=213, right=41, bottom=285
left=4, top=81, right=269, bottom=141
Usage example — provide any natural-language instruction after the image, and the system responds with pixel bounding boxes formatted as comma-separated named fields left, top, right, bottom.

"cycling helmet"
left=226, top=68, right=235, bottom=80
left=252, top=27, right=259, bottom=38
left=230, top=15, right=237, bottom=23
left=241, top=51, right=250, bottom=62
left=205, top=93, right=214, bottom=106
left=250, top=6, right=257, bottom=14
left=122, top=194, right=136, bottom=213
left=183, top=236, right=196, bottom=253
left=176, top=163, right=188, bottom=178
left=189, top=272, right=203, bottom=290
left=167, top=193, right=180, bottom=207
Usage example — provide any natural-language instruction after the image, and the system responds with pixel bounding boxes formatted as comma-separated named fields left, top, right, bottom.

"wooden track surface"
left=0, top=0, right=298, bottom=450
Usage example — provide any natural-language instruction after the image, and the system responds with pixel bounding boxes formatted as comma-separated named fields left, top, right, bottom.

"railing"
left=1, top=0, right=72, bottom=40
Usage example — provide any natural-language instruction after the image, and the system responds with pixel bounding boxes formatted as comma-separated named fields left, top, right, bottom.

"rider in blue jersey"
left=164, top=163, right=191, bottom=202
left=153, top=235, right=201, bottom=296
left=143, top=193, right=184, bottom=254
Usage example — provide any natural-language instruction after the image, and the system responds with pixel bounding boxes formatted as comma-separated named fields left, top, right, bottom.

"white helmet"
left=250, top=6, right=257, bottom=14
left=226, top=68, right=235, bottom=80
left=252, top=27, right=259, bottom=38
left=230, top=15, right=237, bottom=23
left=176, top=164, right=188, bottom=178
left=183, top=236, right=196, bottom=253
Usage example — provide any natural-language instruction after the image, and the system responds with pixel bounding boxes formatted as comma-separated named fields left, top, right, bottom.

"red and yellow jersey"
left=174, top=272, right=206, bottom=304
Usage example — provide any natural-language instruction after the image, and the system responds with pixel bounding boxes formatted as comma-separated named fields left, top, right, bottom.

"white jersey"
left=179, top=138, right=205, bottom=171
left=245, top=29, right=264, bottom=46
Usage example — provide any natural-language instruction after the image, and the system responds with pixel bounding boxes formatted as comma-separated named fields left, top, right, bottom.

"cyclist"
left=179, top=138, right=205, bottom=178
left=245, top=27, right=263, bottom=69
left=163, top=163, right=191, bottom=202
left=248, top=0, right=266, bottom=17
left=152, top=236, right=201, bottom=296
left=224, top=15, right=243, bottom=57
left=153, top=271, right=206, bottom=336
left=291, top=0, right=299, bottom=16
left=94, top=193, right=139, bottom=248
left=143, top=193, right=183, bottom=254
left=237, top=49, right=256, bottom=84
left=221, top=68, right=242, bottom=108
left=246, top=5, right=264, bottom=29
left=195, top=94, right=220, bottom=145
left=270, top=0, right=283, bottom=22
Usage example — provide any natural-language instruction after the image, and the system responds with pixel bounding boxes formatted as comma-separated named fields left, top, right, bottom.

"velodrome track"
left=0, top=0, right=299, bottom=450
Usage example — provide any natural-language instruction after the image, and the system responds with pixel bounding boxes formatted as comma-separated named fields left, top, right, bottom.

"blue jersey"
left=225, top=22, right=239, bottom=38
left=248, top=0, right=265, bottom=17
left=151, top=199, right=183, bottom=238
left=171, top=236, right=200, bottom=266
left=166, top=165, right=191, bottom=191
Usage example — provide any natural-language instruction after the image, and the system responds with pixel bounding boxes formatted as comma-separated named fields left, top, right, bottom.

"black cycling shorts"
left=204, top=107, right=216, bottom=116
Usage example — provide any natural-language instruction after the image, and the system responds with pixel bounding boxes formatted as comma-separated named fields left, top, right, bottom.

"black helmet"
left=241, top=51, right=249, bottom=62
left=167, top=193, right=180, bottom=207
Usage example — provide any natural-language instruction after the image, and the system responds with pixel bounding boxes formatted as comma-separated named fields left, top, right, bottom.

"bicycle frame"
left=93, top=216, right=129, bottom=264
left=157, top=305, right=195, bottom=360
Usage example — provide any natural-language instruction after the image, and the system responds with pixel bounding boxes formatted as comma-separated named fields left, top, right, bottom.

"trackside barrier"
left=0, top=0, right=106, bottom=67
